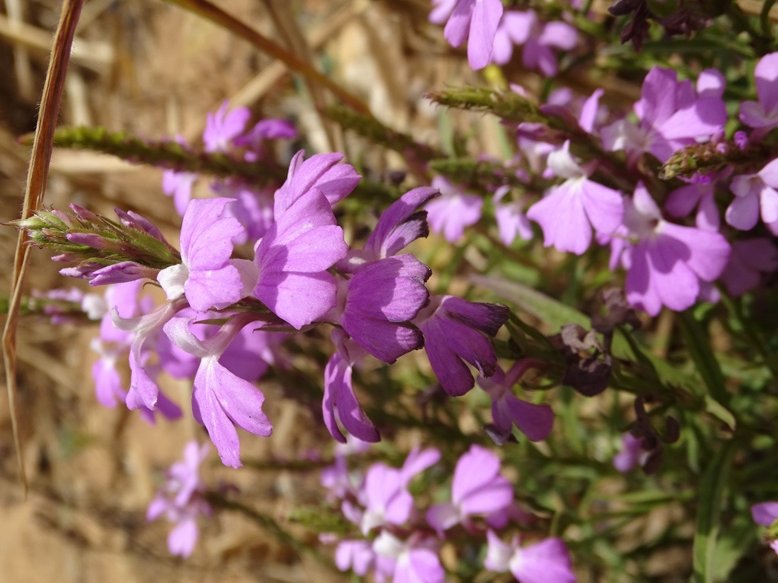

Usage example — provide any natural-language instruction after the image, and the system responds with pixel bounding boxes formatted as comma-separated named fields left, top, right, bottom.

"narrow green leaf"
left=693, top=441, right=735, bottom=583
left=474, top=275, right=738, bottom=429
left=679, top=311, right=729, bottom=405
left=471, top=275, right=589, bottom=330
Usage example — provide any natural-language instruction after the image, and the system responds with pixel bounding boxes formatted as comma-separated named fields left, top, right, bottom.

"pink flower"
left=162, top=170, right=197, bottom=216
left=527, top=141, right=624, bottom=255
left=426, top=445, right=513, bottom=533
left=720, top=238, right=778, bottom=296
left=252, top=151, right=354, bottom=329
left=439, top=0, right=504, bottom=70
left=726, top=159, right=778, bottom=233
left=613, top=433, right=648, bottom=473
left=664, top=173, right=723, bottom=232
left=157, top=198, right=258, bottom=313
left=602, top=68, right=727, bottom=163
left=752, top=501, right=778, bottom=556
left=493, top=186, right=533, bottom=246
left=485, top=531, right=576, bottom=583
left=752, top=502, right=778, bottom=527
left=147, top=441, right=212, bottom=558
left=610, top=184, right=730, bottom=316
left=426, top=177, right=483, bottom=242
left=163, top=314, right=272, bottom=467
left=740, top=52, right=778, bottom=133
left=372, top=531, right=445, bottom=583
left=203, top=102, right=250, bottom=153
left=493, top=10, right=577, bottom=74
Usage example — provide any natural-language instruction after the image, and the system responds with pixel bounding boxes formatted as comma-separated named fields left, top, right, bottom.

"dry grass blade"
left=2, top=0, right=86, bottom=494
left=164, top=0, right=371, bottom=116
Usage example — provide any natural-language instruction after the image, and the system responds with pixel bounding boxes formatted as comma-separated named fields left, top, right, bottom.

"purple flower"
left=602, top=67, right=727, bottom=163
left=416, top=295, right=509, bottom=396
left=210, top=180, right=275, bottom=242
left=162, top=170, right=196, bottom=216
left=426, top=445, right=512, bottom=534
left=752, top=501, right=778, bottom=555
left=330, top=187, right=437, bottom=364
left=157, top=198, right=258, bottom=313
left=274, top=150, right=360, bottom=208
left=362, top=186, right=439, bottom=261
left=720, top=238, right=778, bottom=296
left=323, top=330, right=380, bottom=444
left=113, top=298, right=186, bottom=411
left=372, top=532, right=445, bottom=583
left=485, top=531, right=576, bottom=583
left=726, top=159, right=778, bottom=233
left=147, top=441, right=211, bottom=557
left=335, top=539, right=375, bottom=576
left=360, top=463, right=414, bottom=534
left=233, top=118, right=297, bottom=160
left=665, top=173, right=723, bottom=232
left=426, top=177, right=483, bottom=242
left=164, top=314, right=272, bottom=467
left=358, top=447, right=440, bottom=534
left=478, top=360, right=554, bottom=443
left=440, top=0, right=504, bottom=70
left=161, top=136, right=198, bottom=215
left=253, top=151, right=352, bottom=329
left=527, top=141, right=624, bottom=255
left=429, top=0, right=457, bottom=24
left=610, top=184, right=730, bottom=316
left=493, top=10, right=577, bottom=75
left=321, top=437, right=371, bottom=501
left=740, top=52, right=778, bottom=133
left=493, top=186, right=533, bottom=246
left=341, top=255, right=430, bottom=363
left=203, top=102, right=250, bottom=153
left=613, top=433, right=647, bottom=473
left=752, top=502, right=778, bottom=527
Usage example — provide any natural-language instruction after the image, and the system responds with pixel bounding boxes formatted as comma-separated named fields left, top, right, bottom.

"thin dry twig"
left=4, top=0, right=34, bottom=100
left=164, top=0, right=371, bottom=115
left=0, top=12, right=112, bottom=72
left=261, top=1, right=340, bottom=152
left=2, top=0, right=86, bottom=493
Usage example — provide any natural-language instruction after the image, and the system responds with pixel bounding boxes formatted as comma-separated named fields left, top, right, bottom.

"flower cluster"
left=429, top=1, right=577, bottom=73
left=323, top=444, right=575, bottom=582
left=147, top=441, right=212, bottom=557
left=426, top=2, right=778, bottom=317
left=23, top=131, right=521, bottom=467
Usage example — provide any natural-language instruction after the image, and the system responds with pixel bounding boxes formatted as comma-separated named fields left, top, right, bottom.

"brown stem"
left=3, top=0, right=85, bottom=495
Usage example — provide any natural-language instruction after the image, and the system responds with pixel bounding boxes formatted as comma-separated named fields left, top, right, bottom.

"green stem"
left=38, top=126, right=285, bottom=184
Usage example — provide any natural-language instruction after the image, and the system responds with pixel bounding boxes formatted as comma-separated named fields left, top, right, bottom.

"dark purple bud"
left=608, top=0, right=643, bottom=16
left=553, top=324, right=612, bottom=396
left=642, top=449, right=663, bottom=475
left=662, top=416, right=681, bottom=444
